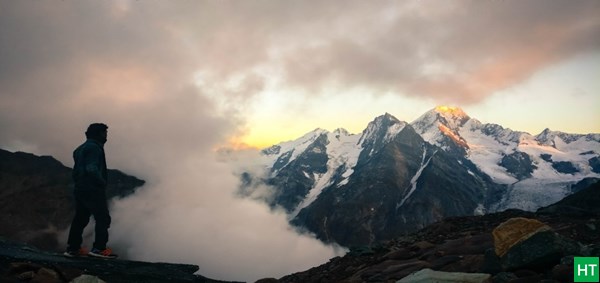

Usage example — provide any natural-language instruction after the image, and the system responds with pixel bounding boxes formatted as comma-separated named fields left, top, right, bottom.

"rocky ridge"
left=274, top=180, right=600, bottom=283
left=0, top=237, right=238, bottom=283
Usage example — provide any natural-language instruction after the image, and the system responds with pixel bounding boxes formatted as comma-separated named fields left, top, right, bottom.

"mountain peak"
left=376, top=112, right=400, bottom=122
left=433, top=106, right=470, bottom=120
left=332, top=128, right=350, bottom=136
left=411, top=106, right=471, bottom=135
left=358, top=113, right=407, bottom=148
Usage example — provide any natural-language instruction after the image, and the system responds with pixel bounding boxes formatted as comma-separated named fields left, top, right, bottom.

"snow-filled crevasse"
left=396, top=147, right=437, bottom=210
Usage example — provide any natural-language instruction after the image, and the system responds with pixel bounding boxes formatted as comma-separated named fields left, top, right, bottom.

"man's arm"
left=84, top=146, right=107, bottom=187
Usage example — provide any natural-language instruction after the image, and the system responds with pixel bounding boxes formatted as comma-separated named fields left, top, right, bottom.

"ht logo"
left=575, top=257, right=599, bottom=282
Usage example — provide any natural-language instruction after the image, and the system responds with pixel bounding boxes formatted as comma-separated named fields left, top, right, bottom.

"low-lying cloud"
left=108, top=150, right=343, bottom=282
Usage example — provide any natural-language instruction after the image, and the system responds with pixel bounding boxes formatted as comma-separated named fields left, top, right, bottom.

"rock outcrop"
left=492, top=217, right=550, bottom=257
left=0, top=238, right=237, bottom=283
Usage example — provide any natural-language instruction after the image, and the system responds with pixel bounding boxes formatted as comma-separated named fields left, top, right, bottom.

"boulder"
left=500, top=230, right=582, bottom=270
left=70, top=275, right=107, bottom=283
left=492, top=217, right=550, bottom=257
left=31, top=267, right=61, bottom=283
left=396, top=268, right=491, bottom=283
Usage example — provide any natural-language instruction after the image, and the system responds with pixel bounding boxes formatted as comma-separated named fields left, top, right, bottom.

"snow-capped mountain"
left=239, top=107, right=600, bottom=247
left=411, top=106, right=600, bottom=211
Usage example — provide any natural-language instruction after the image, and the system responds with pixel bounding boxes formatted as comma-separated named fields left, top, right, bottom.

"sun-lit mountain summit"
left=434, top=105, right=468, bottom=116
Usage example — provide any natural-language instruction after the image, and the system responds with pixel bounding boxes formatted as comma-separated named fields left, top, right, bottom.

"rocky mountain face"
left=274, top=180, right=600, bottom=283
left=240, top=106, right=600, bottom=247
left=0, top=148, right=145, bottom=251
left=291, top=116, right=503, bottom=246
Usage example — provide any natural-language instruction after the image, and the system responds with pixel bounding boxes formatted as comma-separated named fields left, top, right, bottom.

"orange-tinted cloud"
left=279, top=1, right=600, bottom=103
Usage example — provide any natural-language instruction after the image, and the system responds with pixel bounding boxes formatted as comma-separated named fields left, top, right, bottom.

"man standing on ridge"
left=64, top=123, right=117, bottom=259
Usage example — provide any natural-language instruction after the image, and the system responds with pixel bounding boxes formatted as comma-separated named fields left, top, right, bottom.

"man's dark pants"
left=66, top=189, right=111, bottom=251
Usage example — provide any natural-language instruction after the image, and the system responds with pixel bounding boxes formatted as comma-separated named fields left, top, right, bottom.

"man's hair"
left=85, top=123, right=108, bottom=139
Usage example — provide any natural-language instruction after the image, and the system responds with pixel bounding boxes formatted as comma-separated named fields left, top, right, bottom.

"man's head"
left=85, top=123, right=109, bottom=144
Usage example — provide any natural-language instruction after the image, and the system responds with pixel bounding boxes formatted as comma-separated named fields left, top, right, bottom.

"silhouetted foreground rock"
left=0, top=238, right=238, bottom=283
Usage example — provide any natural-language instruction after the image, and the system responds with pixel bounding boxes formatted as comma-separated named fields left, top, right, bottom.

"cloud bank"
left=1, top=0, right=599, bottom=280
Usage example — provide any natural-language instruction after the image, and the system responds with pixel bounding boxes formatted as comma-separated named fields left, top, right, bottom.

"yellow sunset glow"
left=435, top=106, right=460, bottom=113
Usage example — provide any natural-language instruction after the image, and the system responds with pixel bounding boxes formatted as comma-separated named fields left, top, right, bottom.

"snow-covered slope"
left=410, top=106, right=600, bottom=211
left=289, top=129, right=362, bottom=218
left=261, top=128, right=361, bottom=181
left=258, top=114, right=409, bottom=216
left=260, top=128, right=330, bottom=174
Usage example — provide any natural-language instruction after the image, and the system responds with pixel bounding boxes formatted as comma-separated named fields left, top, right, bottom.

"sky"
left=0, top=0, right=599, bottom=281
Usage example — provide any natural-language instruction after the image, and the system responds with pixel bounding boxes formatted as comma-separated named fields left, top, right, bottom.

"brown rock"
left=17, top=271, right=36, bottom=281
left=383, top=260, right=431, bottom=274
left=384, top=248, right=418, bottom=260
left=431, top=255, right=463, bottom=269
left=441, top=234, right=494, bottom=255
left=54, top=266, right=84, bottom=282
left=492, top=217, right=550, bottom=257
left=31, top=267, right=61, bottom=283
left=438, top=255, right=486, bottom=273
left=410, top=241, right=435, bottom=251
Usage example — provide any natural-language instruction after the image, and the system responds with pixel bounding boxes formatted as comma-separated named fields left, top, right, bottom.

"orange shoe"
left=88, top=247, right=118, bottom=259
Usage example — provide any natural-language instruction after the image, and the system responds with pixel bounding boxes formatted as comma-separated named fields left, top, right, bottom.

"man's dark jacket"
left=72, top=139, right=107, bottom=191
